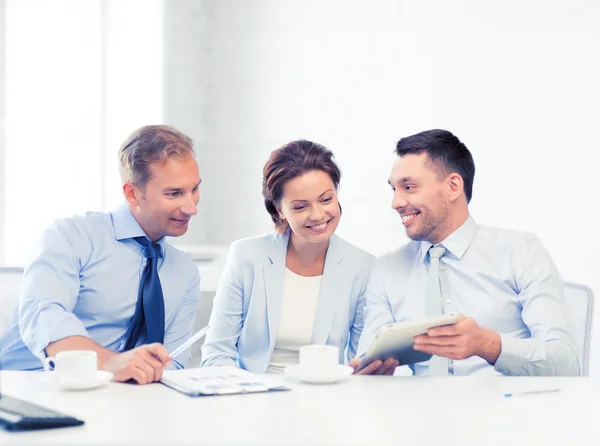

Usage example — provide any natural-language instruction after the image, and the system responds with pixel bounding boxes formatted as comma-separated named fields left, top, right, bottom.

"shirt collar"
left=419, top=214, right=478, bottom=262
left=110, top=203, right=166, bottom=256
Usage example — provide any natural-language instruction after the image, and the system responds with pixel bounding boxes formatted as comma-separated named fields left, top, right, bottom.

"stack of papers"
left=160, top=366, right=290, bottom=397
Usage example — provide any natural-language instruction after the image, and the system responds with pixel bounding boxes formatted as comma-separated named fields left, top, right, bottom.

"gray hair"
left=119, top=125, right=195, bottom=190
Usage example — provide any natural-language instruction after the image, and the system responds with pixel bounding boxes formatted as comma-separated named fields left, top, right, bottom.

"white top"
left=266, top=268, right=322, bottom=374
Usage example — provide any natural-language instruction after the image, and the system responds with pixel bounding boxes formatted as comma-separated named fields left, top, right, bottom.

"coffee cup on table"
left=299, top=345, right=339, bottom=377
left=43, top=350, right=98, bottom=383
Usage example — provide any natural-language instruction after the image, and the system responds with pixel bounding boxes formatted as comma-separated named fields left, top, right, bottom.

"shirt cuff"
left=202, top=357, right=237, bottom=368
left=493, top=333, right=530, bottom=375
left=24, top=314, right=90, bottom=361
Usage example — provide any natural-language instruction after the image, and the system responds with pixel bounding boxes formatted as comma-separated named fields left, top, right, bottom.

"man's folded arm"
left=494, top=234, right=580, bottom=376
left=18, top=221, right=95, bottom=362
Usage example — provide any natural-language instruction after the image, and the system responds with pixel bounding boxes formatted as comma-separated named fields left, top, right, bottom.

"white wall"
left=5, top=1, right=104, bottom=267
left=103, top=0, right=164, bottom=211
left=164, top=0, right=600, bottom=375
left=1, top=0, right=163, bottom=266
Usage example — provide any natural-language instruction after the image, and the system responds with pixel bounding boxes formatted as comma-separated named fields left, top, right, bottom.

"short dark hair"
left=395, top=129, right=475, bottom=203
left=262, top=140, right=341, bottom=233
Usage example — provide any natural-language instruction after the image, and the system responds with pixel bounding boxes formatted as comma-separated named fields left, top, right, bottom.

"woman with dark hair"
left=201, top=140, right=375, bottom=374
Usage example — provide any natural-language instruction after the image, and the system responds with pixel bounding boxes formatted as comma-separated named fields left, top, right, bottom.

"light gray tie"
left=425, top=245, right=448, bottom=376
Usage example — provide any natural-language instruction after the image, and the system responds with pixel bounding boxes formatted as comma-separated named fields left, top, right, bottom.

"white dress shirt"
left=267, top=268, right=322, bottom=374
left=356, top=214, right=580, bottom=376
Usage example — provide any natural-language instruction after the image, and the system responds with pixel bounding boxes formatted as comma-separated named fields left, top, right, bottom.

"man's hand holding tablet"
left=413, top=315, right=502, bottom=365
left=350, top=313, right=461, bottom=375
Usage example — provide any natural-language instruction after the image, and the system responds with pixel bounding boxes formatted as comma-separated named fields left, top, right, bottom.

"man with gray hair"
left=0, top=125, right=202, bottom=385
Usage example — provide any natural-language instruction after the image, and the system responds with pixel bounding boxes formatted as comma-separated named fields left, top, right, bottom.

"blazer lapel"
left=263, top=231, right=288, bottom=348
left=312, top=234, right=346, bottom=345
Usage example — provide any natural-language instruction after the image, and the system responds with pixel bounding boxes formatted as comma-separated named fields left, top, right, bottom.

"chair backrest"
left=563, top=281, right=594, bottom=376
left=0, top=267, right=24, bottom=336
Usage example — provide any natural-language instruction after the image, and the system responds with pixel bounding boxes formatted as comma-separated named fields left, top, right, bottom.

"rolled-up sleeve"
left=494, top=234, right=580, bottom=376
left=18, top=221, right=89, bottom=360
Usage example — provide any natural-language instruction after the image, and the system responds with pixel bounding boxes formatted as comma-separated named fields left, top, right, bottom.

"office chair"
left=563, top=281, right=594, bottom=376
left=0, top=267, right=24, bottom=337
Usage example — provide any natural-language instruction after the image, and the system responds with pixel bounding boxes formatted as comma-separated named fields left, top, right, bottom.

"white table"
left=1, top=371, right=598, bottom=445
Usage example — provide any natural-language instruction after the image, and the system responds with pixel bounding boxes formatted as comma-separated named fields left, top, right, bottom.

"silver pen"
left=169, top=325, right=210, bottom=359
left=504, top=388, right=561, bottom=398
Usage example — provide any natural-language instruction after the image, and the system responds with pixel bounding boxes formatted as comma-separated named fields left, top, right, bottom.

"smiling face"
left=125, top=153, right=201, bottom=242
left=277, top=170, right=341, bottom=245
left=388, top=152, right=455, bottom=243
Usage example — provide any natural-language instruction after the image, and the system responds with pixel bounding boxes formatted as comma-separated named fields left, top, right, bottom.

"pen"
left=504, top=388, right=562, bottom=398
left=169, top=325, right=210, bottom=359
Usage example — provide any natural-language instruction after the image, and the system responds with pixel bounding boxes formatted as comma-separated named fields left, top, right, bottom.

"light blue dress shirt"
left=356, top=215, right=580, bottom=376
left=0, top=204, right=200, bottom=370
left=201, top=231, right=375, bottom=373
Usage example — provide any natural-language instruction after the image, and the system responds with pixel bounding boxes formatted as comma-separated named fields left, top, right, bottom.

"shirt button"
left=446, top=299, right=452, bottom=304
left=440, top=265, right=447, bottom=271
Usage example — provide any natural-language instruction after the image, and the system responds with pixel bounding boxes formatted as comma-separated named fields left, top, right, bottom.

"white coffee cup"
left=43, top=350, right=98, bottom=383
left=299, top=344, right=339, bottom=377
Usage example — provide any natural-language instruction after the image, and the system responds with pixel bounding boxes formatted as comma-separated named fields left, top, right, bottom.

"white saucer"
left=42, top=370, right=114, bottom=391
left=284, top=365, right=354, bottom=384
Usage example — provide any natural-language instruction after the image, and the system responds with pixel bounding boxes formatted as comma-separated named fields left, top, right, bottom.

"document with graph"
left=160, top=366, right=290, bottom=397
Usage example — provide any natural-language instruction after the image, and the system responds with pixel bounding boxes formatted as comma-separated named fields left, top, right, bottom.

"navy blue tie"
left=123, top=237, right=165, bottom=350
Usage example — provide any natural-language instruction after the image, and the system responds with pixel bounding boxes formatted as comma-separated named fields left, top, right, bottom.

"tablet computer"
left=355, top=312, right=460, bottom=373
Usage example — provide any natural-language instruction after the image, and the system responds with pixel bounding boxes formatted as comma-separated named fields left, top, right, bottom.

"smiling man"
left=350, top=129, right=579, bottom=376
left=0, top=125, right=201, bottom=384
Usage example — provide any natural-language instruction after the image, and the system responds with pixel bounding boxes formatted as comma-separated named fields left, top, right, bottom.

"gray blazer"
left=201, top=231, right=375, bottom=373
